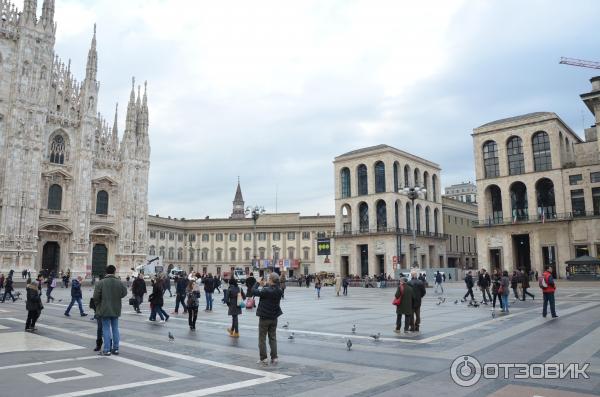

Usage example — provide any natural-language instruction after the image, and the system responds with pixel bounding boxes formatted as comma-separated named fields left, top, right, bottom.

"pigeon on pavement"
left=454, top=300, right=459, bottom=304
left=282, top=322, right=289, bottom=329
left=346, top=339, right=352, bottom=351
left=351, top=325, right=356, bottom=334
left=288, top=332, right=295, bottom=340
left=370, top=333, right=381, bottom=341
left=168, top=332, right=175, bottom=341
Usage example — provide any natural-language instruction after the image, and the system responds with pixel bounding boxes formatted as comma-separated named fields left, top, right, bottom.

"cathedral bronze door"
left=92, top=244, right=108, bottom=277
left=42, top=242, right=60, bottom=275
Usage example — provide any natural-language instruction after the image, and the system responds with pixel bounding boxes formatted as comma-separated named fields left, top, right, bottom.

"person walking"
left=394, top=277, right=414, bottom=334
left=131, top=273, right=146, bottom=314
left=335, top=274, right=342, bottom=297
left=203, top=273, right=215, bottom=312
left=163, top=274, right=173, bottom=297
left=315, top=276, right=322, bottom=299
left=173, top=275, right=188, bottom=314
left=500, top=270, right=510, bottom=314
left=64, top=276, right=87, bottom=317
left=252, top=273, right=283, bottom=366
left=478, top=269, right=492, bottom=304
left=279, top=274, right=287, bottom=299
left=45, top=273, right=56, bottom=303
left=461, top=271, right=475, bottom=302
left=226, top=277, right=245, bottom=337
left=1, top=274, right=16, bottom=303
left=149, top=277, right=170, bottom=322
left=186, top=280, right=200, bottom=330
left=541, top=266, right=558, bottom=318
left=305, top=275, right=310, bottom=289
left=0, top=273, right=4, bottom=295
left=491, top=269, right=503, bottom=311
left=522, top=271, right=535, bottom=301
left=25, top=280, right=43, bottom=332
left=246, top=272, right=257, bottom=297
left=214, top=275, right=222, bottom=294
left=342, top=276, right=349, bottom=296
left=408, top=271, right=426, bottom=332
left=93, top=265, right=127, bottom=356
left=434, top=271, right=444, bottom=294
left=511, top=271, right=520, bottom=301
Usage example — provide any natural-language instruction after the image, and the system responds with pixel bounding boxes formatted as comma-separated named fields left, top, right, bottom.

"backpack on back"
left=538, top=276, right=548, bottom=288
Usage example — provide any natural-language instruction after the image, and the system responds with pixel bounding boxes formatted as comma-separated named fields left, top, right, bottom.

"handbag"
left=245, top=297, right=255, bottom=309
left=498, top=285, right=505, bottom=295
left=237, top=292, right=245, bottom=308
left=128, top=297, right=136, bottom=306
left=393, top=284, right=404, bottom=306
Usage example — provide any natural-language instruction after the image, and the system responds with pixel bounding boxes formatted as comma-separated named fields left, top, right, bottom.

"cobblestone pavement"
left=0, top=281, right=598, bottom=396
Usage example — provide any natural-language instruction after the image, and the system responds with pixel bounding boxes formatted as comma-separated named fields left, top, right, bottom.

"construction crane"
left=559, top=57, right=600, bottom=70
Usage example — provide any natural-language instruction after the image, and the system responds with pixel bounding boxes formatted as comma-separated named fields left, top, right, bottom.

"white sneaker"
left=257, top=359, right=269, bottom=367
left=160, top=320, right=165, bottom=323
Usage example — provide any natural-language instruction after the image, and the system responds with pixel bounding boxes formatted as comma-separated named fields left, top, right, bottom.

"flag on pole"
left=512, top=209, right=517, bottom=224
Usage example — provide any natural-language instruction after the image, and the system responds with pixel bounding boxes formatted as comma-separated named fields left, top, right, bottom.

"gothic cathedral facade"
left=0, top=0, right=150, bottom=276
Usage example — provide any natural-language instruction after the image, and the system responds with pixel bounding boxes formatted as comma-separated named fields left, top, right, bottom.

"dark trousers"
left=231, top=315, right=239, bottom=333
left=543, top=292, right=557, bottom=317
left=463, top=287, right=474, bottom=300
left=133, top=295, right=142, bottom=312
left=396, top=313, right=412, bottom=331
left=65, top=297, right=84, bottom=315
left=1, top=290, right=15, bottom=302
left=492, top=292, right=503, bottom=309
left=175, top=294, right=187, bottom=313
left=25, top=310, right=40, bottom=329
left=522, top=288, right=535, bottom=300
left=512, top=287, right=520, bottom=300
left=258, top=317, right=278, bottom=361
left=343, top=286, right=348, bottom=295
left=188, top=307, right=198, bottom=328
left=481, top=287, right=492, bottom=302
left=411, top=305, right=421, bottom=331
left=46, top=287, right=54, bottom=302
left=96, top=316, right=103, bottom=348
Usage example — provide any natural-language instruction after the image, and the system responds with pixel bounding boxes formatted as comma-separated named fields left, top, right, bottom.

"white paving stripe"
left=546, top=325, right=600, bottom=364
left=1, top=317, right=290, bottom=394
left=29, top=367, right=102, bottom=384
left=0, top=356, right=97, bottom=370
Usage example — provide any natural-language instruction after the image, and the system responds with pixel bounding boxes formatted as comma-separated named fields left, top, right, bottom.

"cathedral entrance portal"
left=92, top=244, right=108, bottom=277
left=42, top=242, right=60, bottom=275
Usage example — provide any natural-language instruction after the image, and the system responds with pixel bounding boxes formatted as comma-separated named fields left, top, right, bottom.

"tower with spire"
left=0, top=1, right=150, bottom=277
left=231, top=179, right=246, bottom=219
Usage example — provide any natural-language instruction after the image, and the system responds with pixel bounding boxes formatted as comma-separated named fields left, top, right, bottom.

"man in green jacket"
left=394, top=277, right=414, bottom=334
left=93, top=265, right=127, bottom=356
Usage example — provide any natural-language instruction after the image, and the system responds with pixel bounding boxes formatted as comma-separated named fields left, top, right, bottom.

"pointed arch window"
left=375, top=161, right=386, bottom=193
left=48, top=184, right=62, bottom=212
left=96, top=190, right=109, bottom=215
left=49, top=134, right=66, bottom=164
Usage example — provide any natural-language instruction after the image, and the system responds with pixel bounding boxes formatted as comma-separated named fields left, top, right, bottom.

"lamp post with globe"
left=245, top=205, right=265, bottom=270
left=400, top=185, right=426, bottom=268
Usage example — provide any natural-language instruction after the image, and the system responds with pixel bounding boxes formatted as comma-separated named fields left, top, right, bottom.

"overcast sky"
left=49, top=0, right=600, bottom=219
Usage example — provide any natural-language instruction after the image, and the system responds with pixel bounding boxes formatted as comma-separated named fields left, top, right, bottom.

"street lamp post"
left=400, top=185, right=426, bottom=268
left=245, top=205, right=265, bottom=271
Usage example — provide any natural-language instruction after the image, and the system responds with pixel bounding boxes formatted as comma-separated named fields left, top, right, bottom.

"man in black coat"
left=1, top=275, right=16, bottom=302
left=245, top=273, right=257, bottom=297
left=478, top=269, right=492, bottom=304
left=252, top=273, right=283, bottom=366
left=409, top=271, right=426, bottom=332
left=131, top=274, right=147, bottom=314
left=462, top=271, right=475, bottom=302
left=173, top=275, right=188, bottom=314
left=203, top=273, right=215, bottom=311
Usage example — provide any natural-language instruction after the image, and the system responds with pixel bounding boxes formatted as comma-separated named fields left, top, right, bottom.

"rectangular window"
left=449, top=234, right=452, bottom=252
left=302, top=231, right=310, bottom=240
left=216, top=267, right=221, bottom=276
left=288, top=232, right=296, bottom=240
left=216, top=233, right=223, bottom=242
left=597, top=244, right=600, bottom=260
left=178, top=233, right=183, bottom=242
left=303, top=249, right=309, bottom=260
left=230, top=250, right=236, bottom=261
left=591, top=172, right=600, bottom=183
left=542, top=246, right=556, bottom=267
left=272, top=232, right=280, bottom=241
left=575, top=245, right=589, bottom=257
left=216, top=250, right=222, bottom=261
left=150, top=230, right=156, bottom=239
left=229, top=233, right=237, bottom=242
left=244, top=233, right=252, bottom=241
left=202, top=266, right=207, bottom=274
left=571, top=189, right=586, bottom=217
left=202, top=234, right=209, bottom=242
left=244, top=250, right=250, bottom=260
left=258, top=232, right=266, bottom=241
left=189, top=234, right=196, bottom=242
left=169, top=232, right=174, bottom=241
left=569, top=174, right=583, bottom=185
left=317, top=231, right=326, bottom=238
left=160, top=231, right=165, bottom=240
left=593, top=187, right=600, bottom=216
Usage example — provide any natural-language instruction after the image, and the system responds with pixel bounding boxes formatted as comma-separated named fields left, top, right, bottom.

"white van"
left=169, top=268, right=185, bottom=279
left=233, top=268, right=246, bottom=284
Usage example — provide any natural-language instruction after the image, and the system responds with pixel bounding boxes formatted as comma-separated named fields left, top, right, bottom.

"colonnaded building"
left=473, top=77, right=600, bottom=277
left=0, top=0, right=150, bottom=276
left=146, top=182, right=335, bottom=277
left=332, top=145, right=447, bottom=276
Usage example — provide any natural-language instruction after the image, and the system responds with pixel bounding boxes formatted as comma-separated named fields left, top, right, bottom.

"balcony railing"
left=334, top=227, right=447, bottom=239
left=473, top=211, right=600, bottom=227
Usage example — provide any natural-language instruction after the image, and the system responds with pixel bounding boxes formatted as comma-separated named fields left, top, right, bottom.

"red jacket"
left=542, top=271, right=556, bottom=293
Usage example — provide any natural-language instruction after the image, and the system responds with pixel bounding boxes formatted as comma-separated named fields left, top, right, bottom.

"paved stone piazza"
left=0, top=281, right=599, bottom=397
